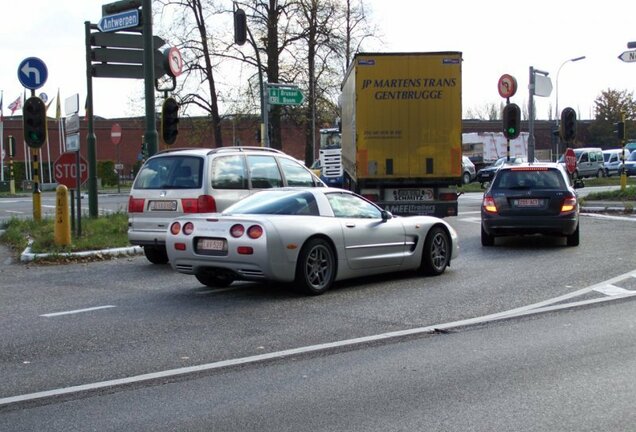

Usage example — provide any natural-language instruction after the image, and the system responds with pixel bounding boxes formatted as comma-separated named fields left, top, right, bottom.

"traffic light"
left=23, top=96, right=47, bottom=148
left=614, top=121, right=625, bottom=141
left=560, top=107, right=577, bottom=142
left=502, top=103, right=521, bottom=139
left=234, top=8, right=247, bottom=46
left=161, top=97, right=179, bottom=145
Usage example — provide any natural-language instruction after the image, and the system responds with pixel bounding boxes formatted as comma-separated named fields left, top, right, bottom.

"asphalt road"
left=0, top=188, right=635, bottom=430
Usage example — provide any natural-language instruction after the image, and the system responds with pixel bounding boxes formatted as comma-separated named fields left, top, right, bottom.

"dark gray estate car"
left=480, top=162, right=580, bottom=247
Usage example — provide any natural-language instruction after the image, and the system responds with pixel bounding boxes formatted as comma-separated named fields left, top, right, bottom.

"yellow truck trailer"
left=340, top=52, right=463, bottom=217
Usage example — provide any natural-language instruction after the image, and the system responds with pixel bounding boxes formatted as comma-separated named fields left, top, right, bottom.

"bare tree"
left=156, top=0, right=225, bottom=147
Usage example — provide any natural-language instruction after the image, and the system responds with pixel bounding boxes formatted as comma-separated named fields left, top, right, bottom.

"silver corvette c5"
left=166, top=188, right=459, bottom=295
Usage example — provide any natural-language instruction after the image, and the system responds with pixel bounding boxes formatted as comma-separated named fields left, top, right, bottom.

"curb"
left=20, top=244, right=143, bottom=263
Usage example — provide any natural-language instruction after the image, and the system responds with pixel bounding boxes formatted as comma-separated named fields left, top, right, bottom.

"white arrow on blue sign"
left=17, top=57, right=48, bottom=90
left=98, top=9, right=140, bottom=33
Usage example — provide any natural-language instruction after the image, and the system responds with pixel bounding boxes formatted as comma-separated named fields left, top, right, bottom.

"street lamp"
left=555, top=56, right=586, bottom=159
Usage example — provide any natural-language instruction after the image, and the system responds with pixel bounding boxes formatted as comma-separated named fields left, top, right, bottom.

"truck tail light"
left=483, top=195, right=498, bottom=213
left=439, top=192, right=458, bottom=201
left=128, top=196, right=145, bottom=213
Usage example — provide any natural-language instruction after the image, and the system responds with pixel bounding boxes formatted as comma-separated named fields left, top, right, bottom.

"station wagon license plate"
left=197, top=238, right=227, bottom=251
left=149, top=200, right=177, bottom=211
left=513, top=198, right=543, bottom=208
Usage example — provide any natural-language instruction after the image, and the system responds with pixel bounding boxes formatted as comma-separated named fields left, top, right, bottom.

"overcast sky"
left=1, top=0, right=634, bottom=120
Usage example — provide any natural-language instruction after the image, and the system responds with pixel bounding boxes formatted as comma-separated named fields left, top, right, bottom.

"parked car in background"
left=166, top=188, right=459, bottom=295
left=557, top=147, right=605, bottom=179
left=462, top=156, right=476, bottom=184
left=622, top=150, right=636, bottom=176
left=602, top=148, right=631, bottom=177
left=481, top=162, right=580, bottom=247
left=476, top=156, right=533, bottom=186
left=128, top=147, right=326, bottom=264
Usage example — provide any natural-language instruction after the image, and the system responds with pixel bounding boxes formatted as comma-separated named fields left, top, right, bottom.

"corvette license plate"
left=514, top=198, right=542, bottom=207
left=149, top=200, right=177, bottom=211
left=197, top=238, right=227, bottom=251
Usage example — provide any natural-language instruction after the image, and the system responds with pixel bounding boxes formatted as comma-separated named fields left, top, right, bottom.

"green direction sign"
left=268, top=85, right=304, bottom=105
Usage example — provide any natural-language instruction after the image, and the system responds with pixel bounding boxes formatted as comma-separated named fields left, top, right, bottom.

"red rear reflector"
left=128, top=196, right=145, bottom=213
left=237, top=246, right=254, bottom=255
left=175, top=242, right=187, bottom=251
left=483, top=195, right=498, bottom=213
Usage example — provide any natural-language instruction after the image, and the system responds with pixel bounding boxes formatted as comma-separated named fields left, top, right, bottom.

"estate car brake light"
left=181, top=195, right=216, bottom=213
left=483, top=195, right=498, bottom=213
left=561, top=196, right=577, bottom=213
left=128, top=196, right=145, bottom=213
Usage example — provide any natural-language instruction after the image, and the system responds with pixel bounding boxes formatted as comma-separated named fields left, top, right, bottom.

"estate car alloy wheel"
left=295, top=238, right=336, bottom=295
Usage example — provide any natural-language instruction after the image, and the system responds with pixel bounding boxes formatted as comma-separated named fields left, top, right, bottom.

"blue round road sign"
left=18, top=57, right=48, bottom=90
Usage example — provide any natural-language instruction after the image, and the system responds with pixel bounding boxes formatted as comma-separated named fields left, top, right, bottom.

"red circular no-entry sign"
left=111, top=123, right=122, bottom=145
left=564, top=148, right=577, bottom=174
left=54, top=152, right=88, bottom=189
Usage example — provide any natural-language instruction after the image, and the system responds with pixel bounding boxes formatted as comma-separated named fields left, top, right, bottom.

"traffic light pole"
left=85, top=21, right=99, bottom=218
left=142, top=0, right=158, bottom=157
left=620, top=112, right=627, bottom=191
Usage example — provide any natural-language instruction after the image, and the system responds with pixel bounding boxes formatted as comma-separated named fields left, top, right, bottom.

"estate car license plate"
left=197, top=238, right=227, bottom=251
left=149, top=200, right=177, bottom=211
left=514, top=198, right=542, bottom=207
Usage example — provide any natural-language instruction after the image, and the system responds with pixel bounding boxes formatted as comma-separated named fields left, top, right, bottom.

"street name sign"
left=65, top=114, right=80, bottom=134
left=618, top=50, right=636, bottom=63
left=269, top=85, right=305, bottom=105
left=98, top=9, right=140, bottom=32
left=66, top=133, right=80, bottom=152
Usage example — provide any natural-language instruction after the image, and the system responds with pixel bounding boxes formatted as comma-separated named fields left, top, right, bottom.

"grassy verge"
left=0, top=212, right=130, bottom=257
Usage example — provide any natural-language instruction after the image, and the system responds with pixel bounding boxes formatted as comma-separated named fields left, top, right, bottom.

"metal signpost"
left=263, top=84, right=305, bottom=147
left=18, top=56, right=49, bottom=221
left=528, top=67, right=552, bottom=162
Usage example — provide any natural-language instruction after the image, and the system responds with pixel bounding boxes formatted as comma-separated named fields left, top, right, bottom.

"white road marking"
left=4, top=270, right=636, bottom=407
left=457, top=216, right=481, bottom=224
left=593, top=284, right=635, bottom=296
left=40, top=305, right=116, bottom=318
left=582, top=213, right=636, bottom=222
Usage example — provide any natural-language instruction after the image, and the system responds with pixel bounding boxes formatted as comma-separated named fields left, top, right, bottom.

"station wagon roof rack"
left=151, top=146, right=285, bottom=156
left=208, top=146, right=284, bottom=155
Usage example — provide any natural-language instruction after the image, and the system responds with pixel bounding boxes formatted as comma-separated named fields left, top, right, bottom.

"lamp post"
left=555, top=56, right=586, bottom=159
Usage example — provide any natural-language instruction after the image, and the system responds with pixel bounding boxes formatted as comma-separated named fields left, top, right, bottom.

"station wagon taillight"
left=128, top=196, right=145, bottom=213
left=181, top=195, right=216, bottom=213
left=482, top=195, right=498, bottom=213
left=561, top=196, right=577, bottom=213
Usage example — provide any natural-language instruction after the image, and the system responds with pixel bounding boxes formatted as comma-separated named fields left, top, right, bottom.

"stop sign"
left=54, top=152, right=88, bottom=189
left=564, top=148, right=577, bottom=174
